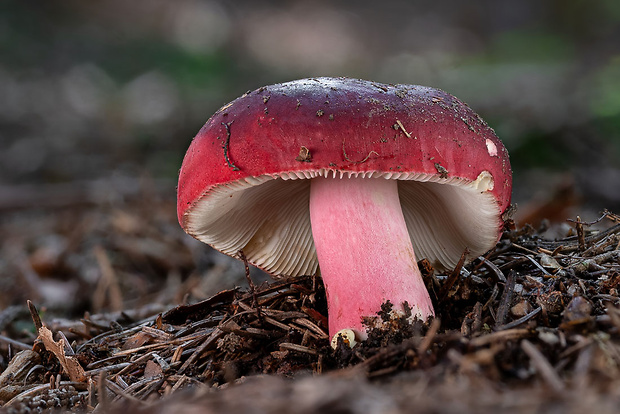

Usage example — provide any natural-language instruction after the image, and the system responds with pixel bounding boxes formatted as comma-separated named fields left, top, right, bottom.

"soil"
left=1, top=187, right=620, bottom=413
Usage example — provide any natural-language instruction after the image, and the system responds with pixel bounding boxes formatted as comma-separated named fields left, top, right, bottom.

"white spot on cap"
left=486, top=139, right=498, bottom=157
left=473, top=170, right=494, bottom=192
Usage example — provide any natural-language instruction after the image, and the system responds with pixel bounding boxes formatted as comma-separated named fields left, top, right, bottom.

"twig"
left=169, top=375, right=189, bottom=393
left=495, top=270, right=516, bottom=328
left=497, top=307, right=542, bottom=331
left=476, top=255, right=507, bottom=283
left=292, top=318, right=328, bottom=339
left=57, top=331, right=75, bottom=356
left=262, top=315, right=292, bottom=332
left=520, top=254, right=552, bottom=276
left=279, top=342, right=318, bottom=356
left=84, top=363, right=132, bottom=377
left=27, top=300, right=43, bottom=331
left=178, top=328, right=225, bottom=374
left=521, top=339, right=564, bottom=393
left=132, top=376, right=165, bottom=400
left=140, top=326, right=174, bottom=341
left=238, top=250, right=263, bottom=325
left=582, top=233, right=620, bottom=257
left=119, top=375, right=163, bottom=397
left=438, top=249, right=469, bottom=302
left=100, top=378, right=146, bottom=405
left=604, top=209, right=620, bottom=223
left=222, top=121, right=239, bottom=171
left=0, top=334, right=32, bottom=350
left=395, top=120, right=412, bottom=138
left=469, top=328, right=531, bottom=347
left=575, top=216, right=586, bottom=251
left=482, top=284, right=500, bottom=312
left=237, top=275, right=309, bottom=302
left=567, top=212, right=608, bottom=226
left=417, top=318, right=441, bottom=355
left=112, top=350, right=166, bottom=379
left=97, top=371, right=108, bottom=411
left=511, top=243, right=539, bottom=256
left=112, top=343, right=169, bottom=357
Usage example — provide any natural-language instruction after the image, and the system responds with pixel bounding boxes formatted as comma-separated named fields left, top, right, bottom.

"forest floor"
left=1, top=183, right=620, bottom=413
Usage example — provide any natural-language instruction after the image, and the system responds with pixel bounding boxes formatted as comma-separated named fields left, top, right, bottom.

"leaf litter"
left=2, top=195, right=620, bottom=412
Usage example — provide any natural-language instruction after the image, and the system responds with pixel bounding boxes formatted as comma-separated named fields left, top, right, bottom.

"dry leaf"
left=122, top=331, right=154, bottom=350
left=38, top=326, right=86, bottom=382
left=144, top=360, right=163, bottom=378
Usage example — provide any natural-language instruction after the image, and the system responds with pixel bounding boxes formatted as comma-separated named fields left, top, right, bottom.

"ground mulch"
left=1, top=188, right=620, bottom=413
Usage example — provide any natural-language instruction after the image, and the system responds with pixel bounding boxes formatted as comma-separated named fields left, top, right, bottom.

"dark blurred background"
left=2, top=0, right=620, bottom=211
left=1, top=1, right=620, bottom=313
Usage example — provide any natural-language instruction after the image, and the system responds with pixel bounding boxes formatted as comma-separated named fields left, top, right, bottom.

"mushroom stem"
left=309, top=176, right=435, bottom=339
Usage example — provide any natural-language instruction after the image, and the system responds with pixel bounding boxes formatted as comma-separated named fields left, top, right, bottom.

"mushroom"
left=177, top=77, right=512, bottom=341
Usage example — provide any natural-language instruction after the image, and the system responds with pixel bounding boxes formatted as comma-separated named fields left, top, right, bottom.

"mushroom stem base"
left=309, top=176, right=434, bottom=339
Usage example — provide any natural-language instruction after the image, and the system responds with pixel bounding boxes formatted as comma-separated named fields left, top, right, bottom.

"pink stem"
left=309, top=176, right=434, bottom=339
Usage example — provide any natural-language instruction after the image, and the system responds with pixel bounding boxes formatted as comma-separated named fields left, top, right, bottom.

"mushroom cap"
left=178, top=77, right=512, bottom=275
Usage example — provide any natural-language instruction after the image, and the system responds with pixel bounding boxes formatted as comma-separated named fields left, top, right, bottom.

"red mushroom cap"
left=178, top=77, right=511, bottom=276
